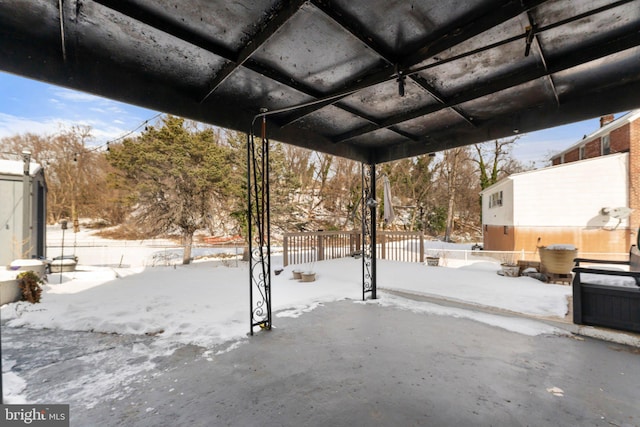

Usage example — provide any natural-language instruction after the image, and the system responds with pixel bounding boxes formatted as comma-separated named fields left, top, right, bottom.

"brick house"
left=550, top=110, right=640, bottom=230
left=480, top=110, right=640, bottom=258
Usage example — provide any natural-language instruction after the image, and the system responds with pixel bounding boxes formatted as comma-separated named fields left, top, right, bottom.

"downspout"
left=22, top=150, right=31, bottom=258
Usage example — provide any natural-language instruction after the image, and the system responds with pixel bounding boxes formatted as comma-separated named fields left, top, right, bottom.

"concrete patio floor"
left=3, top=298, right=640, bottom=426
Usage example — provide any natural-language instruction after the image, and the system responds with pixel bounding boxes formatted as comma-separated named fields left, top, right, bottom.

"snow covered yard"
left=1, top=228, right=575, bottom=408
left=1, top=258, right=571, bottom=349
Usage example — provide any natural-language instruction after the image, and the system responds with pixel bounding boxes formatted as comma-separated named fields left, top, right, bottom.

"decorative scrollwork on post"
left=250, top=247, right=268, bottom=325
left=248, top=115, right=272, bottom=335
left=361, top=162, right=377, bottom=300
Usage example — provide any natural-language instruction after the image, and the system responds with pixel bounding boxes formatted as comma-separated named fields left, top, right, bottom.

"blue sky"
left=0, top=71, right=611, bottom=167
left=0, top=71, right=160, bottom=147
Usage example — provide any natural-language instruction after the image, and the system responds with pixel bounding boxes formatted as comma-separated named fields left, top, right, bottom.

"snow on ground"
left=2, top=360, right=26, bottom=404
left=1, top=228, right=573, bottom=404
left=378, top=260, right=570, bottom=317
left=2, top=258, right=571, bottom=349
left=369, top=293, right=564, bottom=337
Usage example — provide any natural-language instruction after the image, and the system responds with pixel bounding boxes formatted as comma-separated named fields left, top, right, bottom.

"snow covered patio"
left=3, top=292, right=640, bottom=426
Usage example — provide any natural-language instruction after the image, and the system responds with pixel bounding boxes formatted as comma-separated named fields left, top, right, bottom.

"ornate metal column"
left=248, top=115, right=272, bottom=335
left=361, top=162, right=377, bottom=300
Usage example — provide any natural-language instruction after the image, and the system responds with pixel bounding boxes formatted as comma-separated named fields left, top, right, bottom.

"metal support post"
left=361, top=162, right=377, bottom=300
left=248, top=114, right=272, bottom=335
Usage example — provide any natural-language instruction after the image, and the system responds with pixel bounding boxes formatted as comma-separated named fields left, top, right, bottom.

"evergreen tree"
left=108, top=116, right=233, bottom=264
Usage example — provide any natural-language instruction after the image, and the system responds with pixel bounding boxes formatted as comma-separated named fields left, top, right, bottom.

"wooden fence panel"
left=283, top=230, right=424, bottom=266
left=377, top=231, right=424, bottom=263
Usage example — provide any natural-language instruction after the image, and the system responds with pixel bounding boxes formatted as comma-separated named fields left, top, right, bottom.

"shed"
left=0, top=158, right=47, bottom=265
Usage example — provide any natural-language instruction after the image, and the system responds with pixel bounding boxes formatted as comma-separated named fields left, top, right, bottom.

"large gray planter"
left=50, top=259, right=77, bottom=273
left=0, top=277, right=20, bottom=305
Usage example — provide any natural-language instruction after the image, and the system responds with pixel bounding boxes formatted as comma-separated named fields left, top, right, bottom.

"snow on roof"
left=0, top=158, right=42, bottom=176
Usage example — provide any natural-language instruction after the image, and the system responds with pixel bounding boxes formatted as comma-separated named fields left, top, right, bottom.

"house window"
left=489, top=191, right=503, bottom=208
left=601, top=134, right=610, bottom=155
left=579, top=145, right=585, bottom=160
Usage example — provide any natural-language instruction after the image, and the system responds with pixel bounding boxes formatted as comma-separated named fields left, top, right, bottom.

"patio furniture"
left=572, top=245, right=640, bottom=333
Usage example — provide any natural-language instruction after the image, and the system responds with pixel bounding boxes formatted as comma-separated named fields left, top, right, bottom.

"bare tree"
left=441, top=148, right=464, bottom=241
left=473, top=137, right=522, bottom=190
left=380, top=156, right=437, bottom=231
left=281, top=144, right=315, bottom=192
left=322, top=157, right=361, bottom=229
left=0, top=126, right=112, bottom=225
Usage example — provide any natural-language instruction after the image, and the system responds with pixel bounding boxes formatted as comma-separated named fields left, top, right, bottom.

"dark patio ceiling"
left=1, top=0, right=639, bottom=163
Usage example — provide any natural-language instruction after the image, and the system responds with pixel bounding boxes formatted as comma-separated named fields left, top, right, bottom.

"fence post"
left=317, top=233, right=324, bottom=262
left=419, top=233, right=424, bottom=263
left=283, top=234, right=288, bottom=267
left=380, top=232, right=386, bottom=260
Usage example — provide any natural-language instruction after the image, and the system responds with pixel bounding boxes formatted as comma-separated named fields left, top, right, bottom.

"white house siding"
left=481, top=153, right=631, bottom=256
left=482, top=180, right=513, bottom=226
left=512, top=153, right=629, bottom=228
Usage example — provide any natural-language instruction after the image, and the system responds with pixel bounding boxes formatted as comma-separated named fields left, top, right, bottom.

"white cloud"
left=0, top=113, right=136, bottom=145
left=50, top=88, right=103, bottom=103
left=0, top=113, right=66, bottom=138
left=106, top=105, right=125, bottom=114
left=48, top=88, right=130, bottom=118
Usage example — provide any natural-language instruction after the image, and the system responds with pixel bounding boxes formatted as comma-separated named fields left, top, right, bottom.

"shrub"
left=17, top=271, right=44, bottom=304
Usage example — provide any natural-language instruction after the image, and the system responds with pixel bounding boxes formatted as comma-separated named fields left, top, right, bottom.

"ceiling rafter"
left=3, top=0, right=639, bottom=164
left=90, top=0, right=414, bottom=148
left=277, top=0, right=551, bottom=127
left=404, top=0, right=636, bottom=77
left=94, top=0, right=630, bottom=137
left=237, top=60, right=403, bottom=139
left=92, top=0, right=236, bottom=60
left=402, top=74, right=476, bottom=127
left=279, top=0, right=635, bottom=130
left=92, top=0, right=400, bottom=139
left=309, top=0, right=476, bottom=128
left=309, top=0, right=398, bottom=63
left=525, top=11, right=560, bottom=107
left=327, top=0, right=639, bottom=142
left=92, top=0, right=308, bottom=103
left=334, top=29, right=640, bottom=143
left=400, top=0, right=551, bottom=68
left=94, top=0, right=551, bottom=138
left=291, top=0, right=430, bottom=141
left=199, top=0, right=308, bottom=103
